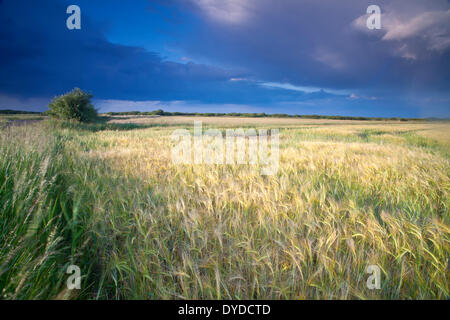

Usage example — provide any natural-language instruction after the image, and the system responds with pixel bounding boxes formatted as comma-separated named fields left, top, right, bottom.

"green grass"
left=0, top=128, right=98, bottom=299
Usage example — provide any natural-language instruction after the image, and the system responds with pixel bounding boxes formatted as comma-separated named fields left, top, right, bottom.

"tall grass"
left=0, top=124, right=100, bottom=299
left=0, top=119, right=448, bottom=299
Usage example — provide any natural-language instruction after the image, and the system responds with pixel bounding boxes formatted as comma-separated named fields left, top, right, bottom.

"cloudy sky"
left=0, top=0, right=449, bottom=117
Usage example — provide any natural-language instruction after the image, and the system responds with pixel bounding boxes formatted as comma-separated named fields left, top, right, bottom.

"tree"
left=152, top=109, right=165, bottom=116
left=47, top=88, right=97, bottom=122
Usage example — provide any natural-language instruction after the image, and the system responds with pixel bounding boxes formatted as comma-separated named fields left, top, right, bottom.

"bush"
left=48, top=88, right=97, bottom=122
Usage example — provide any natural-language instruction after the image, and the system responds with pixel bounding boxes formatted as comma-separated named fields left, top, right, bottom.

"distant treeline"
left=103, top=109, right=427, bottom=121
left=0, top=110, right=43, bottom=115
left=1, top=109, right=446, bottom=121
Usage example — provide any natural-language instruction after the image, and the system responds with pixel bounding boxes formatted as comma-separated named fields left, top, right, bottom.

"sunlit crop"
left=1, top=117, right=448, bottom=299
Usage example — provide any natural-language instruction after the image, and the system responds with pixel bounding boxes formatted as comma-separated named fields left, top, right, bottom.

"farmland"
left=0, top=116, right=448, bottom=299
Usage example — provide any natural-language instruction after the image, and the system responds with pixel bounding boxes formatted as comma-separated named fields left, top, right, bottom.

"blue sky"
left=0, top=0, right=449, bottom=117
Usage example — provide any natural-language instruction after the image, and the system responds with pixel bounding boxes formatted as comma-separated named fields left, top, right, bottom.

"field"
left=0, top=116, right=449, bottom=299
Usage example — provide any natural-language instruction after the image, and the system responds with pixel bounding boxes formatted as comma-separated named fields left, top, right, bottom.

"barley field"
left=0, top=116, right=449, bottom=299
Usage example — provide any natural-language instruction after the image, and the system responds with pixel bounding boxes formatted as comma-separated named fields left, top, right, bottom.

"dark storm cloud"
left=0, top=0, right=449, bottom=116
left=153, top=0, right=450, bottom=95
left=0, top=0, right=316, bottom=105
